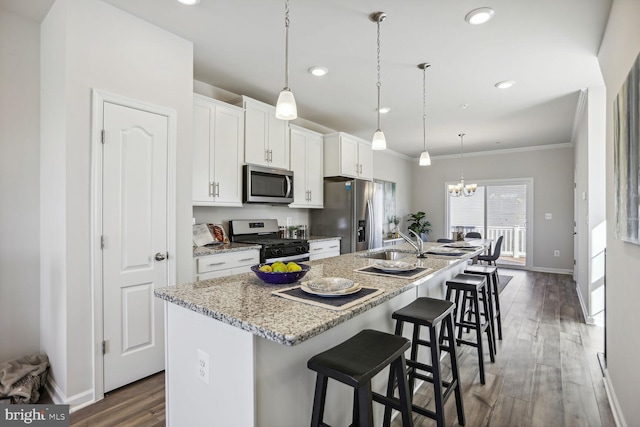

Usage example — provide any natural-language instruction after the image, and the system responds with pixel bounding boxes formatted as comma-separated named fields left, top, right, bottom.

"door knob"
left=155, top=252, right=167, bottom=261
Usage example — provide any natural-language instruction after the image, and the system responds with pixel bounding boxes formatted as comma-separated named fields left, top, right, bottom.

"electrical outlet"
left=545, top=213, right=552, bottom=220
left=554, top=250, right=560, bottom=257
left=286, top=217, right=292, bottom=226
left=197, top=349, right=209, bottom=384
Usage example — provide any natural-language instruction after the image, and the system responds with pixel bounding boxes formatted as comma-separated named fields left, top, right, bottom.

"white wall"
left=0, top=8, right=41, bottom=363
left=373, top=150, right=414, bottom=232
left=40, top=0, right=193, bottom=406
left=412, top=145, right=575, bottom=272
left=598, top=0, right=640, bottom=424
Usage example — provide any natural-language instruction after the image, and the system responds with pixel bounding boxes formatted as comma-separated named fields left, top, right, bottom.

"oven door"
left=265, top=252, right=310, bottom=264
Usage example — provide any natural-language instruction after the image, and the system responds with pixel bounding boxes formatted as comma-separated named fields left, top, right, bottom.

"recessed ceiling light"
left=177, top=0, right=200, bottom=5
left=377, top=107, right=391, bottom=114
left=460, top=103, right=469, bottom=109
left=495, top=80, right=515, bottom=89
left=465, top=7, right=495, bottom=25
left=308, top=66, right=328, bottom=77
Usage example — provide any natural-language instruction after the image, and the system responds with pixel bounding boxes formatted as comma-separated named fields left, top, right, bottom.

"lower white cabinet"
left=308, top=239, right=341, bottom=261
left=194, top=250, right=260, bottom=281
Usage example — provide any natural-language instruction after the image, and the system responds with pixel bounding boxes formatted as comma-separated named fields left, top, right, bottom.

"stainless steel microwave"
left=243, top=164, right=294, bottom=204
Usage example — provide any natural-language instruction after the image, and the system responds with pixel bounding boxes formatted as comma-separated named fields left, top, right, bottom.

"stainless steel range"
left=229, top=219, right=309, bottom=263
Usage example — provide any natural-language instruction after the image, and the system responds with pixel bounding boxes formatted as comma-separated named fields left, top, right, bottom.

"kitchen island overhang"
left=155, top=243, right=486, bottom=426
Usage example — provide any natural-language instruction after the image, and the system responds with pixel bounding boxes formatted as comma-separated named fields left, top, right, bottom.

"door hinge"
left=102, top=340, right=107, bottom=354
left=100, top=235, right=105, bottom=249
left=101, top=129, right=106, bottom=144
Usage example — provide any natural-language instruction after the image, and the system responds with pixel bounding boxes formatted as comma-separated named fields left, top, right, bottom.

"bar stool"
left=307, top=329, right=414, bottom=427
left=445, top=273, right=495, bottom=384
left=464, top=265, right=503, bottom=344
left=386, top=297, right=465, bottom=427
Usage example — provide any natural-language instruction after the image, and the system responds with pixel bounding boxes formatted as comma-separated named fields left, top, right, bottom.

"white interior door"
left=102, top=101, right=168, bottom=392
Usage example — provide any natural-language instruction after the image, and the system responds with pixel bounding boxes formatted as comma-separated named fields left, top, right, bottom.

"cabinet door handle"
left=265, top=149, right=269, bottom=162
left=238, top=257, right=255, bottom=262
left=329, top=245, right=338, bottom=249
left=269, top=149, right=273, bottom=162
left=356, top=163, right=359, bottom=173
left=308, top=190, right=312, bottom=201
left=313, top=248, right=323, bottom=251
left=207, top=262, right=226, bottom=267
left=215, top=182, right=220, bottom=197
left=359, top=164, right=363, bottom=174
left=209, top=182, right=214, bottom=197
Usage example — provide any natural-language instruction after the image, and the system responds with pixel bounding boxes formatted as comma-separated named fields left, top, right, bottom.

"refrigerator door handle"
left=367, top=199, right=374, bottom=250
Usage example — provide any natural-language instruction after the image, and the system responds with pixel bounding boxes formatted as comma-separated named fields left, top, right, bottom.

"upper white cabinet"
left=289, top=125, right=323, bottom=209
left=323, top=132, right=373, bottom=180
left=192, top=94, right=244, bottom=206
left=234, top=96, right=290, bottom=170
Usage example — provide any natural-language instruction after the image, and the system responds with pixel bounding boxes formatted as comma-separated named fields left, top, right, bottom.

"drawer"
left=196, top=250, right=260, bottom=274
left=309, top=240, right=340, bottom=254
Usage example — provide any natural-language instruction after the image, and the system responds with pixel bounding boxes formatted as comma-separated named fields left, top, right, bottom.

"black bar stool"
left=464, top=265, right=503, bottom=343
left=445, top=273, right=495, bottom=384
left=307, top=329, right=414, bottom=427
left=386, top=297, right=465, bottom=427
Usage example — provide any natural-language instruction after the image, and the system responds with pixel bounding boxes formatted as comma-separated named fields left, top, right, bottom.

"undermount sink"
left=359, top=250, right=413, bottom=260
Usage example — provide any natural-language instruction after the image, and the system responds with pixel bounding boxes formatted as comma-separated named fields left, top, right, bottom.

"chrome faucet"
left=397, top=230, right=425, bottom=257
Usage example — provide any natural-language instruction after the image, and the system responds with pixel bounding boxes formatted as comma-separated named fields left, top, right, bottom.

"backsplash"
left=193, top=206, right=311, bottom=237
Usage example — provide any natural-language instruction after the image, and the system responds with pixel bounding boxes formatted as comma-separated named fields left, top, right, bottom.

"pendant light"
left=449, top=133, right=477, bottom=197
left=275, top=0, right=297, bottom=120
left=418, top=63, right=431, bottom=166
left=370, top=12, right=387, bottom=150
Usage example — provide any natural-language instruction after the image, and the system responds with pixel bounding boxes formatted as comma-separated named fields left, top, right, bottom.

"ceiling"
left=3, top=0, right=612, bottom=157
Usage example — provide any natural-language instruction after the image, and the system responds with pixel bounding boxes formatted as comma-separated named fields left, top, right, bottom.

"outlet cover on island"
left=554, top=250, right=560, bottom=257
left=197, top=349, right=209, bottom=384
left=545, top=213, right=552, bottom=220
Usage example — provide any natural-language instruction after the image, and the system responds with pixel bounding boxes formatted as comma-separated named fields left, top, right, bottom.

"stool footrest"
left=371, top=391, right=405, bottom=412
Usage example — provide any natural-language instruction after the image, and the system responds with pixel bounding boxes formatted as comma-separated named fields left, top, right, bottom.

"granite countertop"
left=193, top=242, right=261, bottom=257
left=159, top=242, right=485, bottom=346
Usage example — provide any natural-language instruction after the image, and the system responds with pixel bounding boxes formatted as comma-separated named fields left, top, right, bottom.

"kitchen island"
left=155, top=242, right=486, bottom=427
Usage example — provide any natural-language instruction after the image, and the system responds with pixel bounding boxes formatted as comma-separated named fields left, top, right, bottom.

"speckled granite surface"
left=193, top=242, right=261, bottom=257
left=159, top=242, right=485, bottom=346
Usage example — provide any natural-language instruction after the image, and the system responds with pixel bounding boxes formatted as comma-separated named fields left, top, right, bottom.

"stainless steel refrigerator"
left=310, top=178, right=383, bottom=254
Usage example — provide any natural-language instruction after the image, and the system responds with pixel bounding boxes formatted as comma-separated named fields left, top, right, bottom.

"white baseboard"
left=529, top=266, right=574, bottom=275
left=45, top=376, right=96, bottom=413
left=603, top=369, right=626, bottom=427
left=574, top=283, right=596, bottom=324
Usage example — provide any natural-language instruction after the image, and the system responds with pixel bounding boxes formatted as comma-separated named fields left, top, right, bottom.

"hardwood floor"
left=69, top=372, right=165, bottom=427
left=392, top=269, right=614, bottom=427
left=66, top=270, right=613, bottom=426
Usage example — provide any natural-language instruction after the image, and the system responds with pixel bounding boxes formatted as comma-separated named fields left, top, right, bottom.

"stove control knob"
left=297, top=246, right=306, bottom=253
left=272, top=248, right=283, bottom=256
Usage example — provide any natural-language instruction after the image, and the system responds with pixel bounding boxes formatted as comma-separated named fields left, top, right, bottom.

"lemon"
left=272, top=264, right=287, bottom=273
left=259, top=265, right=272, bottom=273
left=287, top=262, right=302, bottom=272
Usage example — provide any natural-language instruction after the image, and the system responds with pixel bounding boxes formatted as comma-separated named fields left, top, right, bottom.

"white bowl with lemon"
left=251, top=261, right=310, bottom=284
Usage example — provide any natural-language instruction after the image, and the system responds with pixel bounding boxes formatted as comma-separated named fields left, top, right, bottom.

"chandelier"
left=449, top=133, right=477, bottom=197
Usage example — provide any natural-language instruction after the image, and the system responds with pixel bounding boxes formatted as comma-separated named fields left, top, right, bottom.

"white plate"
left=300, top=282, right=362, bottom=297
left=371, top=261, right=417, bottom=273
left=304, top=277, right=354, bottom=292
left=448, top=241, right=472, bottom=248
left=427, top=247, right=465, bottom=256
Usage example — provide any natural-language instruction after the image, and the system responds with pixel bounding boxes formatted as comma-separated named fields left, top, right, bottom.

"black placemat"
left=272, top=286, right=383, bottom=310
left=354, top=266, right=432, bottom=279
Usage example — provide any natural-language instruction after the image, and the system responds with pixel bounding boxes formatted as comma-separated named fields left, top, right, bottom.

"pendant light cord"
left=459, top=133, right=465, bottom=181
left=422, top=67, right=426, bottom=151
left=284, top=0, right=290, bottom=90
left=376, top=17, right=382, bottom=130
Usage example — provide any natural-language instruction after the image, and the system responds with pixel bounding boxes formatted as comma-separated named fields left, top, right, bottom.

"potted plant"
left=407, top=211, right=431, bottom=238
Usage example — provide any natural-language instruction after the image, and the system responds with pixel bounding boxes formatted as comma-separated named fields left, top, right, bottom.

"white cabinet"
left=234, top=96, right=290, bottom=170
left=309, top=239, right=341, bottom=261
left=192, top=94, right=244, bottom=206
left=289, top=125, right=324, bottom=208
left=323, top=132, right=373, bottom=180
left=194, top=250, right=260, bottom=281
